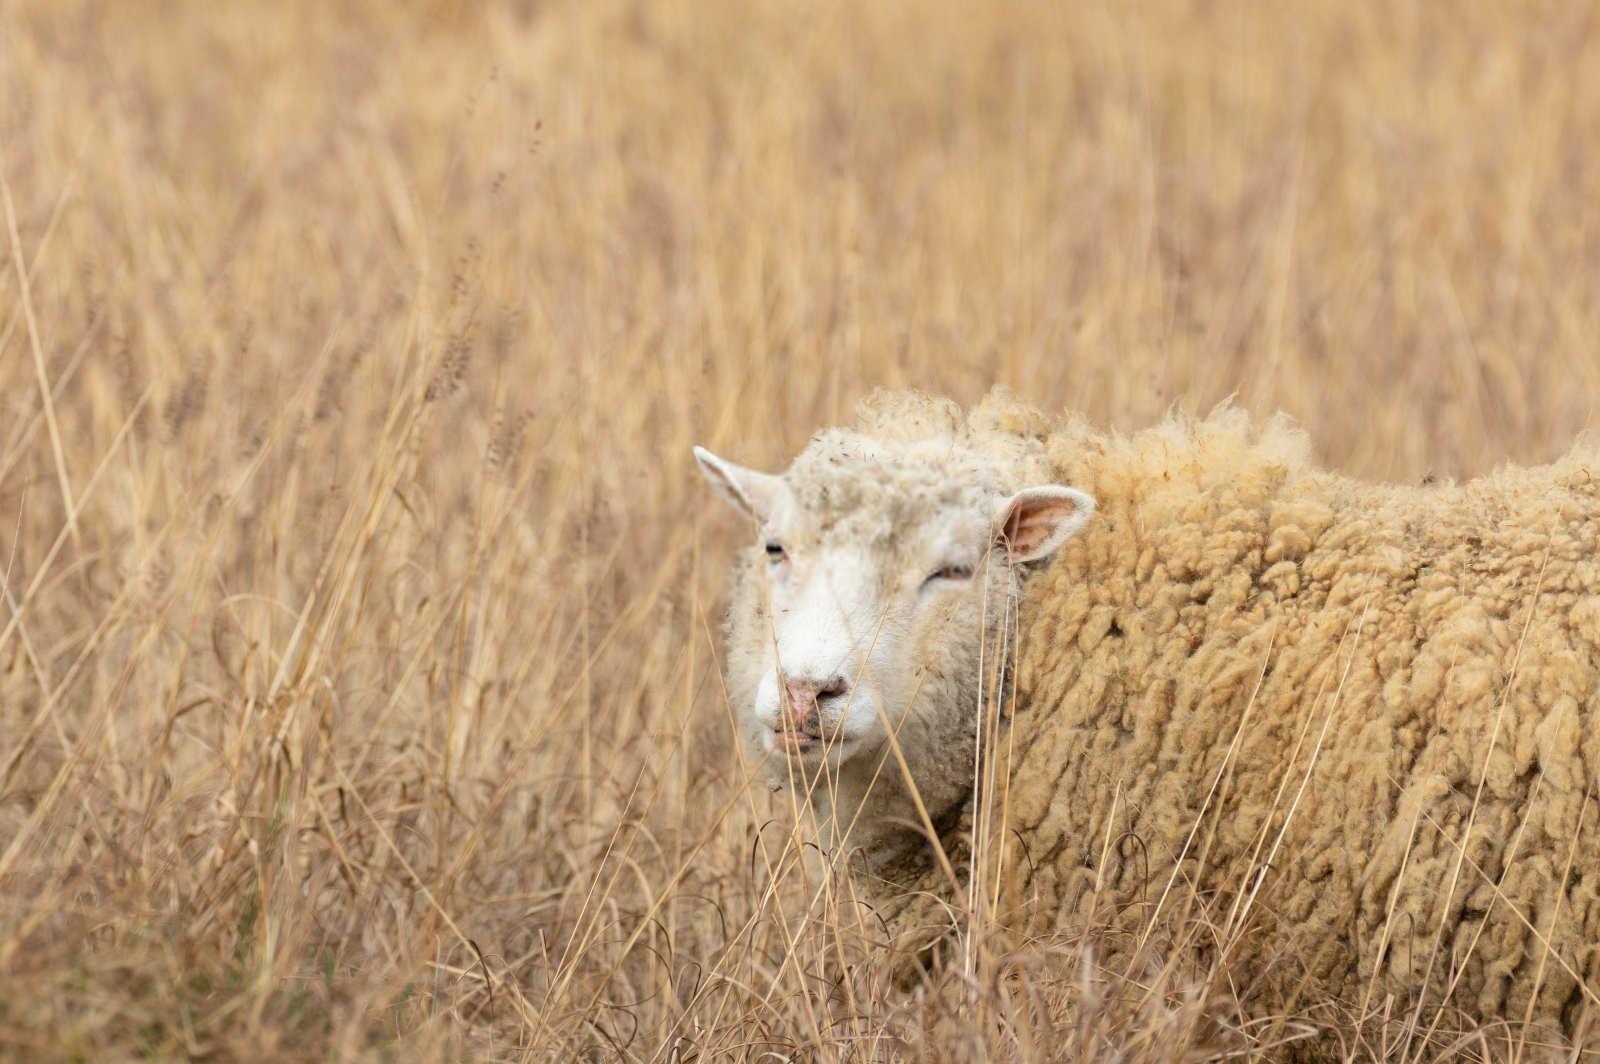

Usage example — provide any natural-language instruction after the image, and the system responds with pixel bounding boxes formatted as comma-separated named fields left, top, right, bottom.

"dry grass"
left=2, top=0, right=1599, bottom=1059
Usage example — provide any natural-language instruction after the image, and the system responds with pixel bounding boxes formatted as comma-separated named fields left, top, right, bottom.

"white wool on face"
left=718, top=393, right=1078, bottom=864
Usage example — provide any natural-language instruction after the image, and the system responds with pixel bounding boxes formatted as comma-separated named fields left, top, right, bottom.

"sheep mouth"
left=770, top=726, right=852, bottom=757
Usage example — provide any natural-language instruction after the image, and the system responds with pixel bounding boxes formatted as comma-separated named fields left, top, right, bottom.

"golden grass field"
left=3, top=1, right=1599, bottom=1059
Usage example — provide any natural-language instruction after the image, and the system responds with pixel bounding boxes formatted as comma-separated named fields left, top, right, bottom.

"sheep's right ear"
left=693, top=446, right=785, bottom=523
left=993, top=486, right=1095, bottom=563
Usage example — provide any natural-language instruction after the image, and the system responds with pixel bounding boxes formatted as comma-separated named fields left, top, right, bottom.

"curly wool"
left=877, top=397, right=1600, bottom=1040
left=798, top=389, right=1058, bottom=541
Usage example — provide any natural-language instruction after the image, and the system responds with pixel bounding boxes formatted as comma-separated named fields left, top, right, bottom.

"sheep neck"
left=810, top=757, right=975, bottom=874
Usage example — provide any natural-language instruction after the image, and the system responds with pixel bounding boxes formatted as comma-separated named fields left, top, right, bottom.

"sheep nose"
left=782, top=676, right=849, bottom=727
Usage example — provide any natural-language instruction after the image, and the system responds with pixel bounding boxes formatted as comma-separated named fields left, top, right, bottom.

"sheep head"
left=694, top=417, right=1093, bottom=858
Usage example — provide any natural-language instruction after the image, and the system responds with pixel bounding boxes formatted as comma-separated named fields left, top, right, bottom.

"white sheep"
left=695, top=388, right=1600, bottom=1048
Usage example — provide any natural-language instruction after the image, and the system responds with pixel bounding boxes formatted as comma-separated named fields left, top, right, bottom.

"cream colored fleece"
left=868, top=396, right=1599, bottom=1044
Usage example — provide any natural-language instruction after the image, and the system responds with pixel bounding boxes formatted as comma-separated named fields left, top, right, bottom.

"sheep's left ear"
left=992, top=486, right=1095, bottom=563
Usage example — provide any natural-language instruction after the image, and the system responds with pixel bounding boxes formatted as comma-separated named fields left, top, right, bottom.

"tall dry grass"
left=2, top=0, right=1598, bottom=1059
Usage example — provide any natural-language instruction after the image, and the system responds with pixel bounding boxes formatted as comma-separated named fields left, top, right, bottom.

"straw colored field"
left=1, top=0, right=1597, bottom=1059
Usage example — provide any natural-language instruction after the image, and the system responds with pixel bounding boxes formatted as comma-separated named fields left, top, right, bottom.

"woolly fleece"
left=855, top=393, right=1600, bottom=1042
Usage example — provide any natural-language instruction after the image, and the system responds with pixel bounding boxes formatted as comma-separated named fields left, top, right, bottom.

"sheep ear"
left=993, top=486, right=1095, bottom=563
left=693, top=446, right=785, bottom=523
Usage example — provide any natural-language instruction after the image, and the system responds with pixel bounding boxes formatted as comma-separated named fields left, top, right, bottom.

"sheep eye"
left=764, top=542, right=786, bottom=562
left=926, top=564, right=974, bottom=584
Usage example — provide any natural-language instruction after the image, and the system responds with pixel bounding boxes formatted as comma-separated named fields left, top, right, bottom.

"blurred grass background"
left=2, top=0, right=1598, bottom=1058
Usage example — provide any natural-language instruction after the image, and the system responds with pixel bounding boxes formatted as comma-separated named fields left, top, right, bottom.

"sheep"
left=694, top=389, right=1600, bottom=1047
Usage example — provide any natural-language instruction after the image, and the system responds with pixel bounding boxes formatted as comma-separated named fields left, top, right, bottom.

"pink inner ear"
left=1002, top=498, right=1074, bottom=554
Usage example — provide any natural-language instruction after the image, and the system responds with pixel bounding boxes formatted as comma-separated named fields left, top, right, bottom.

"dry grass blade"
left=0, top=168, right=77, bottom=544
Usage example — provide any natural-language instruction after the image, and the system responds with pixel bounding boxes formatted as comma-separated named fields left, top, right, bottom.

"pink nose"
left=780, top=677, right=849, bottom=733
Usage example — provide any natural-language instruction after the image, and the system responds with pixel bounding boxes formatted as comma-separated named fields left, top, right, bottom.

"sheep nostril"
left=815, top=677, right=849, bottom=702
left=781, top=676, right=851, bottom=730
left=785, top=677, right=846, bottom=702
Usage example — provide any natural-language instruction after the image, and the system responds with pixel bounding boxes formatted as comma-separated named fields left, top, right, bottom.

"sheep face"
left=695, top=430, right=1092, bottom=846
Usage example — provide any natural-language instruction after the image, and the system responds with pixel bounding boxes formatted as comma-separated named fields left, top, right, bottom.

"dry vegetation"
left=2, top=0, right=1599, bottom=1059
